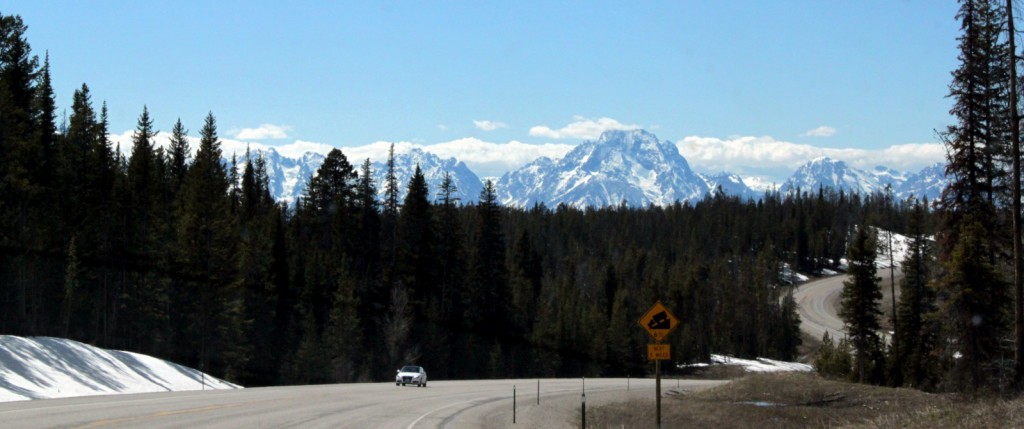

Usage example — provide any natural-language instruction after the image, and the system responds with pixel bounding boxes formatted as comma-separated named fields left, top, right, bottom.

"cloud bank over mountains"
left=107, top=115, right=944, bottom=183
left=677, top=135, right=945, bottom=184
left=529, top=116, right=641, bottom=140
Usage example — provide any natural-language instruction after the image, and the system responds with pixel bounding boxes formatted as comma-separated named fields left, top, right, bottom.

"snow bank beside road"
left=710, top=355, right=813, bottom=373
left=683, top=354, right=813, bottom=373
left=0, top=336, right=239, bottom=402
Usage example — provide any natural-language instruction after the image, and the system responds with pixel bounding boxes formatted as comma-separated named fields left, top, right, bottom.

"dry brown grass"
left=587, top=372, right=1024, bottom=429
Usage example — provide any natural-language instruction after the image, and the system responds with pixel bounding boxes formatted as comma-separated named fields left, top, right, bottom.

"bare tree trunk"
left=888, top=229, right=897, bottom=364
left=1009, top=0, right=1024, bottom=386
left=385, top=284, right=412, bottom=366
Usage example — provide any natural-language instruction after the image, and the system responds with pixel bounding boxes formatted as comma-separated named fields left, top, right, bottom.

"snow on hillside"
left=0, top=336, right=239, bottom=402
left=870, top=227, right=914, bottom=269
left=682, top=354, right=813, bottom=373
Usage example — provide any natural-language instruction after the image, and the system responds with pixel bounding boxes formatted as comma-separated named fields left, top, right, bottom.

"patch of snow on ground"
left=684, top=354, right=813, bottom=373
left=0, top=336, right=240, bottom=402
left=872, top=227, right=912, bottom=269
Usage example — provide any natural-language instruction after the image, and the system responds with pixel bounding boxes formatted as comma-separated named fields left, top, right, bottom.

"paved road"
left=794, top=274, right=849, bottom=342
left=794, top=269, right=902, bottom=343
left=0, top=378, right=725, bottom=429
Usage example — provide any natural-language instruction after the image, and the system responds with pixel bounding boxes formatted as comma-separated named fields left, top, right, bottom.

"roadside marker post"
left=581, top=391, right=586, bottom=429
left=639, top=300, right=679, bottom=429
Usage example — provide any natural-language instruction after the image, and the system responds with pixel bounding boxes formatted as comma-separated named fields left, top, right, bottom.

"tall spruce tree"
left=433, top=171, right=465, bottom=379
left=936, top=0, right=1013, bottom=392
left=234, top=154, right=279, bottom=385
left=396, top=165, right=438, bottom=368
left=122, top=105, right=169, bottom=354
left=175, top=112, right=245, bottom=379
left=839, top=226, right=883, bottom=384
left=1006, top=0, right=1024, bottom=386
left=466, top=180, right=510, bottom=377
left=895, top=198, right=938, bottom=389
left=353, top=158, right=385, bottom=376
left=167, top=119, right=190, bottom=194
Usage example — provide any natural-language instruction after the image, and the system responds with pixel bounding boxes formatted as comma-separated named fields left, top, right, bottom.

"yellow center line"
left=73, top=401, right=251, bottom=428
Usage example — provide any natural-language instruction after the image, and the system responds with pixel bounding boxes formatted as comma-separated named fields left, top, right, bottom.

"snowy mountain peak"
left=497, top=129, right=708, bottom=208
left=895, top=162, right=946, bottom=201
left=368, top=147, right=484, bottom=204
left=779, top=157, right=942, bottom=200
left=701, top=171, right=760, bottom=200
left=781, top=157, right=874, bottom=194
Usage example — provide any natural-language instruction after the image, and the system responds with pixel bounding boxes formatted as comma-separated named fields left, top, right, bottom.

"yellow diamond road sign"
left=638, top=300, right=678, bottom=342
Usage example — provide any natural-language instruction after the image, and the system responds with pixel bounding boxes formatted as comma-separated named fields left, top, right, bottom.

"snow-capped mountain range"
left=779, top=157, right=945, bottom=201
left=245, top=147, right=483, bottom=206
left=241, top=129, right=947, bottom=209
left=496, top=129, right=708, bottom=207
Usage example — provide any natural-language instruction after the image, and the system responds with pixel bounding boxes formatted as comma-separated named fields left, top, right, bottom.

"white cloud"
left=437, top=124, right=449, bottom=131
left=529, top=116, right=640, bottom=140
left=269, top=140, right=336, bottom=159
left=429, top=138, right=573, bottom=177
left=677, top=135, right=945, bottom=183
left=473, top=120, right=508, bottom=131
left=108, top=130, right=325, bottom=161
left=802, top=126, right=837, bottom=137
left=233, top=123, right=292, bottom=140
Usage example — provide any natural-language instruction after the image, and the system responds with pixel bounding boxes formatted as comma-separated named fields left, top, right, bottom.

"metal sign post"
left=639, top=300, right=679, bottom=429
left=656, top=358, right=661, bottom=428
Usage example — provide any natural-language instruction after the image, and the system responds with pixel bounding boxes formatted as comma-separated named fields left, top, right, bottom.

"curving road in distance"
left=795, top=268, right=901, bottom=343
left=793, top=274, right=849, bottom=342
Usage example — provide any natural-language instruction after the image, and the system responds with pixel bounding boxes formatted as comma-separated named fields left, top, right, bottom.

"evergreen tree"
left=934, top=215, right=1009, bottom=391
left=815, top=332, right=853, bottom=379
left=122, top=105, right=169, bottom=354
left=175, top=112, right=244, bottom=380
left=381, top=144, right=400, bottom=292
left=466, top=180, right=510, bottom=377
left=839, top=226, right=883, bottom=383
left=31, top=52, right=55, bottom=190
left=304, top=148, right=357, bottom=214
left=396, top=165, right=438, bottom=368
left=939, top=0, right=1006, bottom=250
left=57, top=84, right=97, bottom=232
left=433, top=171, right=466, bottom=379
left=894, top=198, right=938, bottom=389
left=323, top=258, right=363, bottom=382
left=233, top=153, right=279, bottom=385
left=935, top=0, right=1013, bottom=392
left=167, top=118, right=190, bottom=194
left=295, top=148, right=358, bottom=346
left=352, top=158, right=385, bottom=376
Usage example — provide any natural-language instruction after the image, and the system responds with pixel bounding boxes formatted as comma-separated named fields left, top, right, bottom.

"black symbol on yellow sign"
left=647, top=311, right=671, bottom=330
left=638, top=301, right=679, bottom=342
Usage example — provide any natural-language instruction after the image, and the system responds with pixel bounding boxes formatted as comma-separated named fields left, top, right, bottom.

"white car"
left=395, top=365, right=427, bottom=387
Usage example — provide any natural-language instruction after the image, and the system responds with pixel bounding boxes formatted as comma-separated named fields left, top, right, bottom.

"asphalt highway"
left=793, top=274, right=849, bottom=342
left=0, top=377, right=725, bottom=429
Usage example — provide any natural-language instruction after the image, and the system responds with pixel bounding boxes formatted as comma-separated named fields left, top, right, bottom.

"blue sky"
left=8, top=1, right=959, bottom=180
